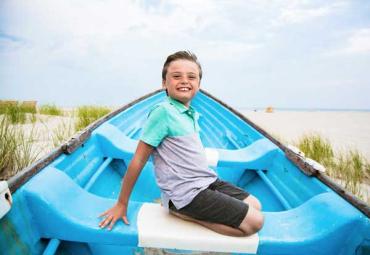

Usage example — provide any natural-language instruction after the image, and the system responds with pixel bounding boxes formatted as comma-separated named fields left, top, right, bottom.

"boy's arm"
left=99, top=140, right=153, bottom=230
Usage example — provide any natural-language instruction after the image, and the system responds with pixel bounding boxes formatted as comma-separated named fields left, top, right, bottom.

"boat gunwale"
left=7, top=88, right=370, bottom=218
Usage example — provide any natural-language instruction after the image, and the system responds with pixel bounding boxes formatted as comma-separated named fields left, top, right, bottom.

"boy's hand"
left=98, top=141, right=153, bottom=231
left=98, top=202, right=129, bottom=230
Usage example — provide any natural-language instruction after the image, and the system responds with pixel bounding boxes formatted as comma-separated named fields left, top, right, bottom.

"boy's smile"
left=162, top=59, right=200, bottom=108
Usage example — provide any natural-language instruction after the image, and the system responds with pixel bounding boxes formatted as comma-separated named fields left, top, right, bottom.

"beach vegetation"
left=0, top=117, right=17, bottom=179
left=39, top=104, right=63, bottom=116
left=0, top=102, right=26, bottom=124
left=0, top=101, right=38, bottom=124
left=0, top=117, right=41, bottom=180
left=295, top=133, right=369, bottom=201
left=20, top=101, right=37, bottom=114
left=52, top=118, right=76, bottom=147
left=296, top=133, right=335, bottom=168
left=75, top=105, right=111, bottom=131
left=333, top=150, right=368, bottom=196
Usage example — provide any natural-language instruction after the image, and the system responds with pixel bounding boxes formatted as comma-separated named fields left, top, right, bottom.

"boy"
left=99, top=51, right=264, bottom=237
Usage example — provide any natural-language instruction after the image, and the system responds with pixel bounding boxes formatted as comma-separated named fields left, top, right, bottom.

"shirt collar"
left=167, top=96, right=192, bottom=114
left=167, top=97, right=201, bottom=121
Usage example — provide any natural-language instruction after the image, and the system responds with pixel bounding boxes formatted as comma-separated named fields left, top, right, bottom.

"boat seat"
left=22, top=167, right=259, bottom=253
left=258, top=192, right=366, bottom=254
left=23, top=167, right=140, bottom=246
left=94, top=123, right=279, bottom=170
left=22, top=167, right=364, bottom=254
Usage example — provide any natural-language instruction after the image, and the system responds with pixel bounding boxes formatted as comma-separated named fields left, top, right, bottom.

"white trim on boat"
left=137, top=203, right=259, bottom=254
left=0, top=181, right=12, bottom=219
left=205, top=148, right=219, bottom=167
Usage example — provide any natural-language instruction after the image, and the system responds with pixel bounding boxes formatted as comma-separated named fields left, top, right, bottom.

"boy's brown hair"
left=162, top=51, right=203, bottom=81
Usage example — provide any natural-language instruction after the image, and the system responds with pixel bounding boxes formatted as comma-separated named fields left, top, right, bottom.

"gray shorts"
left=169, top=179, right=250, bottom=228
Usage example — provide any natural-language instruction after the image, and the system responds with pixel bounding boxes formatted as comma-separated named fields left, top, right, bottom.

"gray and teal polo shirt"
left=140, top=97, right=217, bottom=210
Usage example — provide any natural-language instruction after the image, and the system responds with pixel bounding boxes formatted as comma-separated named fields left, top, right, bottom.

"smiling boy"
left=99, top=51, right=264, bottom=237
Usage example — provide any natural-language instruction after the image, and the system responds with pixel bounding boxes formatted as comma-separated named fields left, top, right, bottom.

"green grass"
left=334, top=150, right=367, bottom=196
left=0, top=101, right=38, bottom=124
left=0, top=117, right=17, bottom=179
left=39, top=104, right=63, bottom=116
left=20, top=101, right=37, bottom=114
left=295, top=133, right=369, bottom=200
left=0, top=103, right=26, bottom=124
left=52, top=118, right=76, bottom=147
left=296, top=133, right=335, bottom=168
left=0, top=104, right=111, bottom=180
left=75, top=106, right=111, bottom=131
left=0, top=117, right=41, bottom=180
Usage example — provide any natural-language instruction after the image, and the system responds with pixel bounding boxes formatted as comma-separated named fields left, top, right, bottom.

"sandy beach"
left=240, top=110, right=370, bottom=161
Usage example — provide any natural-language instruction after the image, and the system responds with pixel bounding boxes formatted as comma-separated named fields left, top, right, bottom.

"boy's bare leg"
left=237, top=206, right=264, bottom=236
left=243, top=195, right=262, bottom=211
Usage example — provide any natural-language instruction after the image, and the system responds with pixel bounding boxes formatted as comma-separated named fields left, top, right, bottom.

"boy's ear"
left=162, top=80, right=166, bottom=89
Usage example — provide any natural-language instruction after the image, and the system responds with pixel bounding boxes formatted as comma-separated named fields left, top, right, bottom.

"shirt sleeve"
left=140, top=105, right=168, bottom=147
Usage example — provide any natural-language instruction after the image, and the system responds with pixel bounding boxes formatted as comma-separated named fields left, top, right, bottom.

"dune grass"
left=39, top=104, right=63, bottom=116
left=52, top=118, right=76, bottom=147
left=296, top=133, right=335, bottom=168
left=295, top=133, right=369, bottom=200
left=0, top=117, right=41, bottom=180
left=75, top=106, right=111, bottom=131
left=0, top=101, right=38, bottom=124
left=0, top=103, right=26, bottom=124
left=0, top=117, right=17, bottom=179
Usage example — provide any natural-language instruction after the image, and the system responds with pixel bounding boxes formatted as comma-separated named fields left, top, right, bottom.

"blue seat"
left=94, top=124, right=279, bottom=170
left=23, top=168, right=141, bottom=246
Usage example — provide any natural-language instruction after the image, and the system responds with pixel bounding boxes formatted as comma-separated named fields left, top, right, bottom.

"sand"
left=240, top=110, right=370, bottom=161
left=9, top=114, right=76, bottom=161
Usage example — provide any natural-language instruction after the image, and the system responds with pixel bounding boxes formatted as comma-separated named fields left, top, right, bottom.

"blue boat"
left=1, top=89, right=369, bottom=255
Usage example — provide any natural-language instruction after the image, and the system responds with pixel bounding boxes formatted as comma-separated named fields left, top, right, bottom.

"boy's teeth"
left=179, top=88, right=190, bottom=91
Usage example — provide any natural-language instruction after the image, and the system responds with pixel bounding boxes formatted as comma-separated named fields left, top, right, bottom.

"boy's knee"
left=244, top=195, right=262, bottom=211
left=254, top=212, right=264, bottom=231
left=253, top=199, right=262, bottom=211
left=239, top=209, right=264, bottom=236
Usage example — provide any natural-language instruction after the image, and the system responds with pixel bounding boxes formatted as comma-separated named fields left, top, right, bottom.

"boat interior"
left=4, top=91, right=368, bottom=255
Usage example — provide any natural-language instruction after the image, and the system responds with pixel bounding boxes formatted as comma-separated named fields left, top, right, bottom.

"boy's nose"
left=180, top=77, right=189, bottom=83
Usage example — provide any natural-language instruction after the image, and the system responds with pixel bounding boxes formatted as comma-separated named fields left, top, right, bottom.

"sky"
left=1, top=0, right=370, bottom=109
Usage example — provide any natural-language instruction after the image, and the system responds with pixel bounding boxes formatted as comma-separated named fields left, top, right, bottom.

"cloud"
left=325, top=28, right=370, bottom=56
left=343, top=28, right=370, bottom=54
left=274, top=1, right=347, bottom=26
left=1, top=0, right=370, bottom=109
left=0, top=0, right=263, bottom=67
left=196, top=40, right=262, bottom=61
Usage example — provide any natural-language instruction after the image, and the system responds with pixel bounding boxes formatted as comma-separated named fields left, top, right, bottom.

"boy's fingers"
left=108, top=218, right=118, bottom=231
left=98, top=209, right=110, bottom=218
left=99, top=215, right=113, bottom=228
left=122, top=216, right=130, bottom=225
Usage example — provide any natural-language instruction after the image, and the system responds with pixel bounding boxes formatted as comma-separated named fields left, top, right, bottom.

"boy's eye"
left=188, top=76, right=196, bottom=80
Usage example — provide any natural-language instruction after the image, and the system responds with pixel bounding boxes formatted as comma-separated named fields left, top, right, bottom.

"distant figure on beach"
left=265, top=106, right=274, bottom=113
left=98, top=51, right=264, bottom=237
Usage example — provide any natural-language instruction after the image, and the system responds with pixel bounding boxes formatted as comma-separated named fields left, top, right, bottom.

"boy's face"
left=162, top=59, right=200, bottom=107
